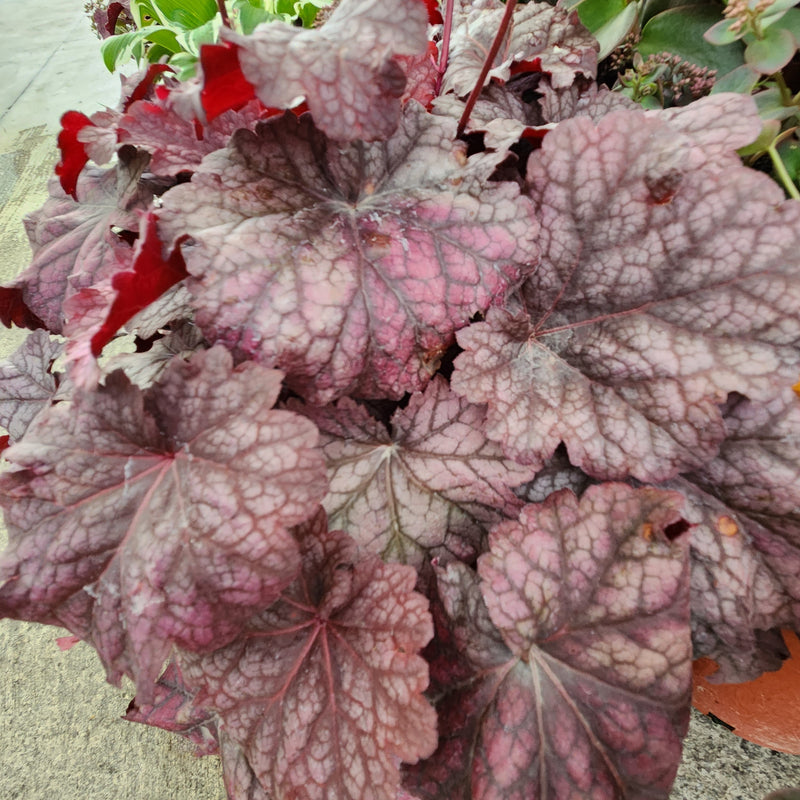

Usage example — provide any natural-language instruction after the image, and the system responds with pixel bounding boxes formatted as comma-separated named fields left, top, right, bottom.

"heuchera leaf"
left=452, top=98, right=800, bottom=480
left=291, top=376, right=537, bottom=568
left=178, top=510, right=437, bottom=800
left=158, top=104, right=539, bottom=402
left=405, top=484, right=692, bottom=800
left=118, top=98, right=265, bottom=175
left=442, top=2, right=597, bottom=97
left=668, top=390, right=800, bottom=682
left=0, top=331, right=62, bottom=443
left=217, top=0, right=429, bottom=141
left=10, top=152, right=153, bottom=333
left=199, top=41, right=259, bottom=123
left=0, top=347, right=327, bottom=692
left=124, top=660, right=220, bottom=756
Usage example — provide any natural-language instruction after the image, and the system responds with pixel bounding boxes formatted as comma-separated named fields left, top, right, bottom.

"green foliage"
left=99, top=0, right=334, bottom=78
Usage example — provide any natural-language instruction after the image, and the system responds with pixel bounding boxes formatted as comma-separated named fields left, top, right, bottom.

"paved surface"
left=1, top=1, right=799, bottom=798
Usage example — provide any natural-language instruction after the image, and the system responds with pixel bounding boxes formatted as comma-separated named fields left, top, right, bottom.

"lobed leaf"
left=0, top=347, right=327, bottom=692
left=179, top=511, right=437, bottom=800
left=0, top=331, right=62, bottom=443
left=10, top=153, right=152, bottom=334
left=671, top=390, right=800, bottom=682
left=442, top=1, right=597, bottom=97
left=217, top=0, right=429, bottom=142
left=158, top=104, right=539, bottom=402
left=408, top=484, right=692, bottom=800
left=292, top=376, right=537, bottom=569
left=453, top=99, right=800, bottom=480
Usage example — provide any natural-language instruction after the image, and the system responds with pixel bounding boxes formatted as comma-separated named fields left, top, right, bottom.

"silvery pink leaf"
left=158, top=104, right=539, bottom=403
left=452, top=106, right=800, bottom=480
left=123, top=283, right=194, bottom=340
left=118, top=98, right=265, bottom=175
left=442, top=2, right=597, bottom=97
left=0, top=331, right=62, bottom=442
left=654, top=93, right=762, bottom=165
left=0, top=347, right=327, bottom=693
left=179, top=511, right=437, bottom=800
left=103, top=322, right=206, bottom=389
left=220, top=0, right=428, bottom=142
left=124, top=660, right=219, bottom=756
left=671, top=390, right=800, bottom=681
left=537, top=79, right=637, bottom=124
left=11, top=152, right=152, bottom=333
left=291, top=376, right=537, bottom=568
left=407, top=485, right=691, bottom=799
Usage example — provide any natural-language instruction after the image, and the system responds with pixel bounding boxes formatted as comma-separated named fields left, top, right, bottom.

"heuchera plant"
left=1, top=0, right=800, bottom=797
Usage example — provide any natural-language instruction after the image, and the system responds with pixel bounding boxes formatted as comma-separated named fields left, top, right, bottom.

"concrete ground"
left=0, top=1, right=799, bottom=798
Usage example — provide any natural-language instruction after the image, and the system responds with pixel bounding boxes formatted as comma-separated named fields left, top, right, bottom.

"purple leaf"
left=0, top=331, right=62, bottom=442
left=537, top=79, right=638, bottom=124
left=124, top=660, right=219, bottom=756
left=670, top=390, right=800, bottom=681
left=442, top=2, right=597, bottom=97
left=0, top=347, right=327, bottom=692
left=407, top=484, right=692, bottom=800
left=11, top=152, right=152, bottom=333
left=158, top=104, right=539, bottom=402
left=219, top=0, right=429, bottom=142
left=452, top=100, right=800, bottom=480
left=179, top=511, right=437, bottom=800
left=291, top=376, right=537, bottom=568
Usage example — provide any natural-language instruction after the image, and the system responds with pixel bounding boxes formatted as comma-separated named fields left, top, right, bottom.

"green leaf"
left=167, top=50, right=200, bottom=80
left=777, top=135, right=800, bottom=182
left=753, top=85, right=799, bottom=121
left=131, top=0, right=163, bottom=27
left=594, top=2, right=640, bottom=60
left=639, top=6, right=745, bottom=73
left=100, top=28, right=154, bottom=70
left=704, top=18, right=743, bottom=45
left=232, top=0, right=279, bottom=33
left=149, top=0, right=219, bottom=29
left=144, top=27, right=181, bottom=52
left=641, top=0, right=709, bottom=26
left=176, top=17, right=221, bottom=56
left=573, top=0, right=629, bottom=33
left=775, top=8, right=800, bottom=45
left=745, top=26, right=797, bottom=73
left=737, top=118, right=781, bottom=156
left=711, top=63, right=760, bottom=94
left=760, top=0, right=800, bottom=28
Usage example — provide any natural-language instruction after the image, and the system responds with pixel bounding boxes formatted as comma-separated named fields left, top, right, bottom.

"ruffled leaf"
left=10, top=152, right=152, bottom=333
left=670, top=390, right=800, bottom=682
left=442, top=2, right=597, bottom=97
left=0, top=347, right=327, bottom=693
left=292, top=376, right=537, bottom=568
left=216, top=0, right=428, bottom=141
left=452, top=99, right=800, bottom=480
left=406, top=484, right=692, bottom=800
left=179, top=511, right=437, bottom=800
left=0, top=331, right=62, bottom=442
left=158, top=104, right=539, bottom=402
left=124, top=660, right=219, bottom=756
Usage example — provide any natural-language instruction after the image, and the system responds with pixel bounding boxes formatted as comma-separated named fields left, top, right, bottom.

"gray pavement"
left=1, top=1, right=799, bottom=798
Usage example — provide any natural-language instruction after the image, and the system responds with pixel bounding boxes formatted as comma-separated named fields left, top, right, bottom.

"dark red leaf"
left=0, top=287, right=46, bottom=332
left=55, top=111, right=94, bottom=200
left=105, top=2, right=126, bottom=36
left=124, top=660, right=220, bottom=756
left=123, top=63, right=174, bottom=112
left=90, top=211, right=188, bottom=356
left=199, top=42, right=257, bottom=123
